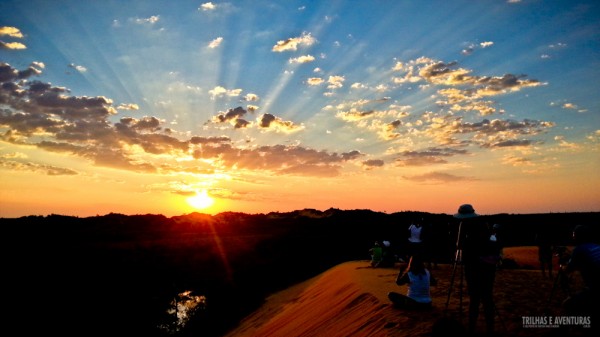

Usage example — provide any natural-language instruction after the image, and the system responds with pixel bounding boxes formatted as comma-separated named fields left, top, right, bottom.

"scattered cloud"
left=68, top=63, right=87, bottom=73
left=134, top=15, right=160, bottom=24
left=0, top=26, right=24, bottom=38
left=289, top=55, right=315, bottom=64
left=208, top=37, right=223, bottom=48
left=272, top=32, right=316, bottom=52
left=0, top=26, right=26, bottom=49
left=0, top=41, right=26, bottom=50
left=209, top=85, right=242, bottom=99
left=199, top=2, right=217, bottom=11
left=0, top=159, right=78, bottom=175
left=306, top=77, right=324, bottom=86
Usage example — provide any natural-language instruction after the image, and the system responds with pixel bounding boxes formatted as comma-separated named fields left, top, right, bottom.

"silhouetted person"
left=369, top=241, right=383, bottom=267
left=388, top=254, right=436, bottom=310
left=381, top=240, right=395, bottom=267
left=562, top=225, right=600, bottom=325
left=454, top=204, right=501, bottom=336
left=535, top=231, right=553, bottom=279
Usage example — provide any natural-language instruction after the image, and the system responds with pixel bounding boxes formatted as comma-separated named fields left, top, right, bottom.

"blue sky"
left=1, top=0, right=599, bottom=216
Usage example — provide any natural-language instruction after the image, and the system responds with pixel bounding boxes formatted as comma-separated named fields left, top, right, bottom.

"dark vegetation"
left=1, top=209, right=598, bottom=336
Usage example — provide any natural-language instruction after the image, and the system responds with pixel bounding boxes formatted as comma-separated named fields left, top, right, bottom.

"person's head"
left=407, top=254, right=426, bottom=274
left=453, top=204, right=478, bottom=220
left=572, top=225, right=597, bottom=245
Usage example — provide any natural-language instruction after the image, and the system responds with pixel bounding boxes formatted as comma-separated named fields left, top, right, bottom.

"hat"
left=453, top=204, right=478, bottom=219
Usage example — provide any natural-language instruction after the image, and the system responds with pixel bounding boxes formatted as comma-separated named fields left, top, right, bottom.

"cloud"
left=0, top=26, right=24, bottom=38
left=244, top=93, right=259, bottom=101
left=0, top=26, right=26, bottom=50
left=0, top=41, right=26, bottom=50
left=68, top=63, right=87, bottom=73
left=394, top=147, right=467, bottom=166
left=307, top=77, right=324, bottom=86
left=200, top=2, right=217, bottom=11
left=213, top=106, right=248, bottom=124
left=208, top=37, right=223, bottom=49
left=403, top=171, right=476, bottom=183
left=0, top=63, right=363, bottom=178
left=362, top=159, right=384, bottom=169
left=335, top=109, right=375, bottom=122
left=134, top=15, right=160, bottom=24
left=257, top=114, right=304, bottom=133
left=391, top=58, right=544, bottom=116
left=209, top=85, right=242, bottom=99
left=272, top=32, right=316, bottom=52
left=289, top=55, right=315, bottom=64
left=194, top=143, right=361, bottom=177
left=327, top=75, right=344, bottom=89
left=0, top=159, right=78, bottom=175
left=116, top=103, right=139, bottom=110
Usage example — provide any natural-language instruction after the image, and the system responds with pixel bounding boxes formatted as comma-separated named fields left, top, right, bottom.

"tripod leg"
left=458, top=253, right=463, bottom=319
left=445, top=248, right=461, bottom=312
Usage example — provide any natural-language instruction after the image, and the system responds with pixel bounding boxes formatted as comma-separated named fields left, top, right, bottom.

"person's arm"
left=429, top=273, right=437, bottom=286
left=396, top=271, right=410, bottom=285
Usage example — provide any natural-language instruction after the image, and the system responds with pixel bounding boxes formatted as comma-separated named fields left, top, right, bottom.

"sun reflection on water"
left=157, top=291, right=206, bottom=334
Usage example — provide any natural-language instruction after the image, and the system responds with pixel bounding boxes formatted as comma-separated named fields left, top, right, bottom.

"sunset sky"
left=1, top=0, right=599, bottom=217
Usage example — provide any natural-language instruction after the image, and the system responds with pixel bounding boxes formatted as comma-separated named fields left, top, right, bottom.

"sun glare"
left=187, top=190, right=214, bottom=210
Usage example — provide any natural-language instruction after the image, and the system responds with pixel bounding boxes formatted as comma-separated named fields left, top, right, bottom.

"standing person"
left=388, top=254, right=436, bottom=309
left=562, top=225, right=600, bottom=320
left=535, top=230, right=553, bottom=279
left=407, top=219, right=424, bottom=261
left=454, top=204, right=501, bottom=336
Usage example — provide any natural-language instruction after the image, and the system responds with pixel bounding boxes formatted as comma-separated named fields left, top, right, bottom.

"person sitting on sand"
left=388, top=254, right=436, bottom=309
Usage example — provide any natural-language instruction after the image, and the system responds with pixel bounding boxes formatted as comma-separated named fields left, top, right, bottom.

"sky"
left=1, top=0, right=599, bottom=218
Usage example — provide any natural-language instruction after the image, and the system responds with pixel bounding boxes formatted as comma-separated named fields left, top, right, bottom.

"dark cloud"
left=0, top=159, right=78, bottom=175
left=394, top=147, right=467, bottom=166
left=214, top=106, right=247, bottom=123
left=484, top=139, right=534, bottom=148
left=259, top=113, right=276, bottom=127
left=362, top=159, right=384, bottom=169
left=403, top=171, right=476, bottom=183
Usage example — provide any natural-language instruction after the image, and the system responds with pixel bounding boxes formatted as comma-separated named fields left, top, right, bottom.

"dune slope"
left=225, top=253, right=589, bottom=337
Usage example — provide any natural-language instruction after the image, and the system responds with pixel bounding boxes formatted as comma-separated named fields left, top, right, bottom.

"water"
left=157, top=291, right=207, bottom=334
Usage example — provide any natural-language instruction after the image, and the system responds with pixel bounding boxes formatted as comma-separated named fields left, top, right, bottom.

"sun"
left=186, top=190, right=215, bottom=210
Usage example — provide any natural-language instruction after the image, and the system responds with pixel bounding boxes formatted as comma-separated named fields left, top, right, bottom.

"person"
left=454, top=204, right=501, bottom=336
left=388, top=254, right=436, bottom=310
left=406, top=219, right=424, bottom=260
left=535, top=230, right=553, bottom=279
left=561, top=225, right=600, bottom=320
left=369, top=241, right=383, bottom=267
left=380, top=240, right=396, bottom=267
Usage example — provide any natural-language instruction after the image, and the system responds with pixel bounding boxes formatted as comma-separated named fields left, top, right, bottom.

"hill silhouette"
left=1, top=209, right=598, bottom=336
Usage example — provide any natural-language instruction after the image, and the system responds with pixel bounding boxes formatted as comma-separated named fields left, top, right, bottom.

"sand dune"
left=225, top=247, right=590, bottom=337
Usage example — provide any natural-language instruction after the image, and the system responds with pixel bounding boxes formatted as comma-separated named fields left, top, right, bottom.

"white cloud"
left=208, top=37, right=223, bottom=49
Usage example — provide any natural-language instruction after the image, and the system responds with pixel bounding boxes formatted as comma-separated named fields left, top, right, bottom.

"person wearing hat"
left=453, top=204, right=501, bottom=336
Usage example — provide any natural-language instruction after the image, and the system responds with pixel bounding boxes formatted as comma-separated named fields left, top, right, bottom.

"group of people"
left=380, top=204, right=599, bottom=336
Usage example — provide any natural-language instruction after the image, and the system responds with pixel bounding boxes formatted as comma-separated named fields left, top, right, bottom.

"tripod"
left=445, top=221, right=464, bottom=318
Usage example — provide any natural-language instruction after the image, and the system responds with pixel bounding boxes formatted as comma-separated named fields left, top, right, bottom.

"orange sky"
left=1, top=1, right=599, bottom=217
